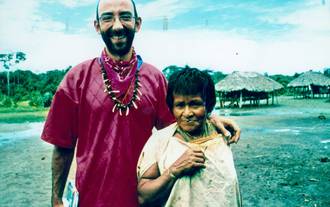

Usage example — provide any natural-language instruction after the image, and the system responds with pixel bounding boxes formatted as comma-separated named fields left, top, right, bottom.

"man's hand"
left=53, top=202, right=64, bottom=207
left=52, top=146, right=74, bottom=207
left=209, top=115, right=241, bottom=145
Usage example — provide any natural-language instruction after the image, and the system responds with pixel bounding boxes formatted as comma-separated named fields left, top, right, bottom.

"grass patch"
left=0, top=107, right=49, bottom=123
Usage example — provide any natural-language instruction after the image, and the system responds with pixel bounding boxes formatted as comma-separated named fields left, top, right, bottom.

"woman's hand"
left=170, top=146, right=206, bottom=178
left=137, top=146, right=206, bottom=205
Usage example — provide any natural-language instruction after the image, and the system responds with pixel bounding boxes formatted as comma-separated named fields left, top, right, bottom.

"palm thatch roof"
left=288, top=71, right=330, bottom=87
left=215, top=71, right=283, bottom=92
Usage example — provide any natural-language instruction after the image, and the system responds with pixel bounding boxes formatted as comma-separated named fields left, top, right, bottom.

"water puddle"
left=217, top=106, right=330, bottom=117
left=0, top=122, right=44, bottom=146
left=320, top=139, right=330, bottom=144
left=244, top=127, right=301, bottom=135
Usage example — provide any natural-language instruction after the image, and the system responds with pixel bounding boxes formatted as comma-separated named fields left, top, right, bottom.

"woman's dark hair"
left=166, top=67, right=216, bottom=114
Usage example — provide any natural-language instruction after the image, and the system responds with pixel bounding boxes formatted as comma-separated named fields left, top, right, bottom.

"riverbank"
left=0, top=107, right=48, bottom=123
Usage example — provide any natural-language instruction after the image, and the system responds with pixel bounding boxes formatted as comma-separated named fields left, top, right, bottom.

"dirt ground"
left=0, top=97, right=329, bottom=207
left=228, top=97, right=330, bottom=207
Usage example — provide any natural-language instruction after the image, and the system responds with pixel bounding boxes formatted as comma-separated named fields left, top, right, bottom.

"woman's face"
left=172, top=94, right=207, bottom=135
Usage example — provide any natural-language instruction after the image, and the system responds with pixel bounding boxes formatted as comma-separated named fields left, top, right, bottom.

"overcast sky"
left=0, top=0, right=330, bottom=75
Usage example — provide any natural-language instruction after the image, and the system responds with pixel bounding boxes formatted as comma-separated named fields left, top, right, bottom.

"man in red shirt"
left=41, top=0, right=241, bottom=206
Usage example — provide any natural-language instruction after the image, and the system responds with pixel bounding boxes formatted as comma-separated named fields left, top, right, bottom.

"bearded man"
left=41, top=0, right=241, bottom=206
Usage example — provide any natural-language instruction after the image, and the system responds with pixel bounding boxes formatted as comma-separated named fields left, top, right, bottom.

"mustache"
left=105, top=28, right=128, bottom=37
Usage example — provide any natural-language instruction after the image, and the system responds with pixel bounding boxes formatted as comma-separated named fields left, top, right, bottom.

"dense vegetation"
left=162, top=65, right=226, bottom=84
left=0, top=68, right=71, bottom=107
left=0, top=65, right=327, bottom=108
left=162, top=65, right=299, bottom=88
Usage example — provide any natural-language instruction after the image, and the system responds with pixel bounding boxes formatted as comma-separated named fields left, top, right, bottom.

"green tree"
left=162, top=65, right=182, bottom=79
left=293, top=72, right=301, bottom=78
left=324, top=68, right=330, bottom=77
left=210, top=71, right=226, bottom=84
left=0, top=52, right=26, bottom=96
left=0, top=68, right=68, bottom=107
left=29, top=91, right=44, bottom=107
left=269, top=74, right=294, bottom=87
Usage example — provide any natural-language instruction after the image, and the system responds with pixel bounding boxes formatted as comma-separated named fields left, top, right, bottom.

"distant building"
left=215, top=71, right=283, bottom=108
left=288, top=71, right=330, bottom=98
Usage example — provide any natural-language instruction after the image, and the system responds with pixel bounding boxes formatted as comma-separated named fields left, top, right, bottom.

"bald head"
left=96, top=0, right=138, bottom=22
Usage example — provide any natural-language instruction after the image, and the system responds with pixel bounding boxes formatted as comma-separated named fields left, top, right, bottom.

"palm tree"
left=0, top=52, right=26, bottom=96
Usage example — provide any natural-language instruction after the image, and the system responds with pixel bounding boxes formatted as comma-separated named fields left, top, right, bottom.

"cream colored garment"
left=137, top=123, right=242, bottom=207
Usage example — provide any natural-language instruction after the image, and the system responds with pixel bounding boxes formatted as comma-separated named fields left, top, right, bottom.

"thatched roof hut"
left=216, top=71, right=283, bottom=92
left=288, top=71, right=330, bottom=98
left=288, top=71, right=330, bottom=87
left=215, top=71, right=284, bottom=108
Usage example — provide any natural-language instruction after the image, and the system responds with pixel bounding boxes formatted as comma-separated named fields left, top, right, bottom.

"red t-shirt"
left=41, top=57, right=174, bottom=207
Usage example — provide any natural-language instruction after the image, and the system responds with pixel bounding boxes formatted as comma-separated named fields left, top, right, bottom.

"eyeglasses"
left=99, top=13, right=135, bottom=24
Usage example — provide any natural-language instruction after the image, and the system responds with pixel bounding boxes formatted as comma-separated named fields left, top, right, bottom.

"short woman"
left=137, top=68, right=241, bottom=207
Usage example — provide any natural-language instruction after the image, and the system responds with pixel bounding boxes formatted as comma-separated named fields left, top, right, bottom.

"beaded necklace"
left=100, top=58, right=142, bottom=116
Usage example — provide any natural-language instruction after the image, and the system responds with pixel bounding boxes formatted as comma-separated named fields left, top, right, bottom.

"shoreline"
left=0, top=108, right=48, bottom=123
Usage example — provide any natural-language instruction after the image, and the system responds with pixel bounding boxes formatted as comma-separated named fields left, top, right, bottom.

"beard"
left=100, top=26, right=135, bottom=57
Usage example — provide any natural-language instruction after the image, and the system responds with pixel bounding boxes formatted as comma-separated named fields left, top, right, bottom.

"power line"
left=163, top=16, right=168, bottom=31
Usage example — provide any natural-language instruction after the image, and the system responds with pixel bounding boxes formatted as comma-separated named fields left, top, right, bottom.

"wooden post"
left=257, top=97, right=260, bottom=106
left=219, top=92, right=223, bottom=108
left=239, top=91, right=243, bottom=108
left=309, top=85, right=313, bottom=98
